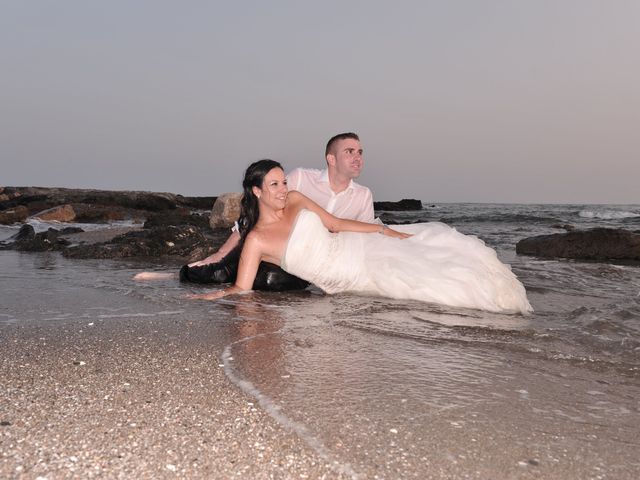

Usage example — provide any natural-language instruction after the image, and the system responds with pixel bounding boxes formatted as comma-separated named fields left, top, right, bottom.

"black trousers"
left=179, top=246, right=309, bottom=292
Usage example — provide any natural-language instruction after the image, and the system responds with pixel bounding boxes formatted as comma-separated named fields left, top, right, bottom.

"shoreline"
left=3, top=201, right=640, bottom=479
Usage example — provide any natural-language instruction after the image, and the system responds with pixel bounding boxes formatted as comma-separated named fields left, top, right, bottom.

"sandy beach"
left=0, top=310, right=344, bottom=479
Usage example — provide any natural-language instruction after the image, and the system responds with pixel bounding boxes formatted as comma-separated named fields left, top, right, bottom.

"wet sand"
left=1, top=244, right=639, bottom=479
left=0, top=313, right=344, bottom=479
left=4, top=304, right=638, bottom=480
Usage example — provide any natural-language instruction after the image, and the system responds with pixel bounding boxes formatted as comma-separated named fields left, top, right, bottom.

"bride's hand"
left=188, top=252, right=223, bottom=267
left=384, top=227, right=413, bottom=239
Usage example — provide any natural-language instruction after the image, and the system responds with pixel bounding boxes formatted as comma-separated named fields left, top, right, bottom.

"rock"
left=0, top=194, right=51, bottom=215
left=374, top=199, right=422, bottom=211
left=144, top=208, right=211, bottom=230
left=31, top=204, right=76, bottom=222
left=0, top=194, right=9, bottom=202
left=0, top=187, right=179, bottom=212
left=60, top=227, right=85, bottom=235
left=177, top=195, right=218, bottom=210
left=71, top=204, right=143, bottom=223
left=516, top=228, right=640, bottom=261
left=63, top=225, right=217, bottom=259
left=209, top=192, right=242, bottom=229
left=5, top=224, right=35, bottom=243
left=551, top=224, right=576, bottom=231
left=0, top=206, right=29, bottom=224
left=1, top=227, right=70, bottom=252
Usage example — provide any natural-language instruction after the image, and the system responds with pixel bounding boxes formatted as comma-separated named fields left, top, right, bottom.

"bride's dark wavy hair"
left=237, top=159, right=284, bottom=241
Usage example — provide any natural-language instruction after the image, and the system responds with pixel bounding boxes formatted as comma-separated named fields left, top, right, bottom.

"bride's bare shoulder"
left=286, top=190, right=305, bottom=202
left=285, top=190, right=311, bottom=214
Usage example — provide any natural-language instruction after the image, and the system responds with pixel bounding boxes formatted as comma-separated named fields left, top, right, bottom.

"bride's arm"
left=286, top=191, right=410, bottom=239
left=188, top=234, right=262, bottom=300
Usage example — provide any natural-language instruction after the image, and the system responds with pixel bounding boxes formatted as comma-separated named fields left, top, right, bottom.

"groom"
left=181, top=132, right=375, bottom=290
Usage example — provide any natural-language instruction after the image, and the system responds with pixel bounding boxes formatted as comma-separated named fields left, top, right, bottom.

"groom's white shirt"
left=286, top=168, right=375, bottom=223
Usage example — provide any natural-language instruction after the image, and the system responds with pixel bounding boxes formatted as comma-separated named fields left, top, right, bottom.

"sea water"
left=1, top=203, right=639, bottom=478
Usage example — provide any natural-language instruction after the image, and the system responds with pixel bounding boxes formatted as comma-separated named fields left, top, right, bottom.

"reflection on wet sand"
left=226, top=296, right=289, bottom=387
left=220, top=292, right=640, bottom=479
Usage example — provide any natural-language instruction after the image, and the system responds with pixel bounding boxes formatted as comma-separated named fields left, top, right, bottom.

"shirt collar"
left=320, top=169, right=355, bottom=192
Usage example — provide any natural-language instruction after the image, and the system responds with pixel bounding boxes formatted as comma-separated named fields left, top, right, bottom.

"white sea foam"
left=96, top=312, right=157, bottom=319
left=26, top=218, right=140, bottom=233
left=222, top=337, right=360, bottom=479
left=578, top=209, right=640, bottom=220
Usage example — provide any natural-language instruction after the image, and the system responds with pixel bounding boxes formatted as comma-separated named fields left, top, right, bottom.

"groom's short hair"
left=325, top=132, right=360, bottom=157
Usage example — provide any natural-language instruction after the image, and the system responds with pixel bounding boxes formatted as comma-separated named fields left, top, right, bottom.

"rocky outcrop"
left=516, top=228, right=640, bottom=261
left=31, top=205, right=77, bottom=222
left=0, top=187, right=179, bottom=212
left=0, top=187, right=230, bottom=260
left=143, top=209, right=210, bottom=230
left=177, top=195, right=217, bottom=210
left=71, top=204, right=145, bottom=223
left=551, top=224, right=576, bottom=231
left=0, top=224, right=82, bottom=252
left=209, top=192, right=242, bottom=229
left=1, top=186, right=219, bottom=225
left=63, top=225, right=217, bottom=260
left=0, top=206, right=29, bottom=225
left=374, top=199, right=422, bottom=211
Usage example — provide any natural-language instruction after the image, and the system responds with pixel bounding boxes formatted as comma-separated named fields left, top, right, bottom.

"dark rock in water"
left=516, top=228, right=640, bottom=261
left=374, top=199, right=422, bottom=211
left=63, top=225, right=216, bottom=259
left=0, top=224, right=35, bottom=249
left=11, top=224, right=35, bottom=241
left=551, top=223, right=576, bottom=231
left=1, top=227, right=70, bottom=252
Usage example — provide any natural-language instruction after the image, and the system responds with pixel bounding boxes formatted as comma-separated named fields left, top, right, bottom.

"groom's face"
left=329, top=138, right=364, bottom=179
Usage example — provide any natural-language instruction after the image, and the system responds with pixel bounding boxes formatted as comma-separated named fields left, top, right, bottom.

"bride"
left=139, top=159, right=532, bottom=313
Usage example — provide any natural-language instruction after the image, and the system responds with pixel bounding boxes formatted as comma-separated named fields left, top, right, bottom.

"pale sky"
left=1, top=1, right=638, bottom=203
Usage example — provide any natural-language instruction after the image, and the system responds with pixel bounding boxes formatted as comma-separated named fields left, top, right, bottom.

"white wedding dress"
left=281, top=210, right=532, bottom=314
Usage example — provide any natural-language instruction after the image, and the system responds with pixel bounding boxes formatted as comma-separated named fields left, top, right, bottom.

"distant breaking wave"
left=441, top=214, right=561, bottom=224
left=578, top=210, right=640, bottom=220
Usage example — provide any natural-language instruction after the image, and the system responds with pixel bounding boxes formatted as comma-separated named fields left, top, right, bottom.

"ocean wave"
left=439, top=214, right=561, bottom=224
left=578, top=209, right=640, bottom=220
